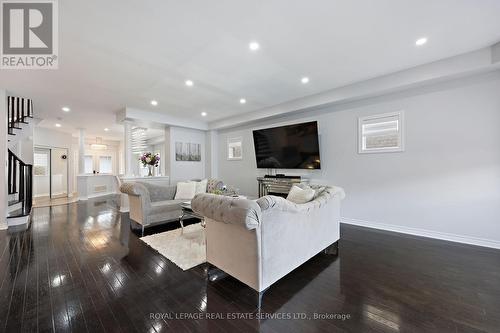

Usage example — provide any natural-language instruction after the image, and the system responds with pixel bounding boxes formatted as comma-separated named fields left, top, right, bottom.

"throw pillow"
left=191, top=179, right=208, bottom=195
left=286, top=185, right=315, bottom=204
left=313, top=186, right=326, bottom=199
left=297, top=183, right=325, bottom=199
left=174, top=182, right=197, bottom=200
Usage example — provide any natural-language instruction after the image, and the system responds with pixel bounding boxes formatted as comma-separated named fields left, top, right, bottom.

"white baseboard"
left=341, top=217, right=500, bottom=250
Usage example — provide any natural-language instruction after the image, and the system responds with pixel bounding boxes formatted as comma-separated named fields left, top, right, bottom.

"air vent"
left=94, top=185, right=107, bottom=193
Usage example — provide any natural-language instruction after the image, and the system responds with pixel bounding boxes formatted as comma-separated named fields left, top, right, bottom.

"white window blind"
left=99, top=156, right=112, bottom=174
left=84, top=155, right=93, bottom=173
left=359, top=112, right=404, bottom=153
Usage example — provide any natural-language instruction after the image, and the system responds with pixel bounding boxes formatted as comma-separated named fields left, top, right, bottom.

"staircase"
left=6, top=96, right=34, bottom=224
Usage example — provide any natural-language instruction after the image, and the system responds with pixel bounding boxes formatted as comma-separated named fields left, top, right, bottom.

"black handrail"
left=8, top=149, right=33, bottom=216
left=7, top=96, right=33, bottom=134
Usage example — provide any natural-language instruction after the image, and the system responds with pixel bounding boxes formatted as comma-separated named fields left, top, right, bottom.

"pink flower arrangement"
left=139, top=152, right=160, bottom=167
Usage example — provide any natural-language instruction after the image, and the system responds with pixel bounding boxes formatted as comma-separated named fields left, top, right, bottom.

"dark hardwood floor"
left=1, top=195, right=499, bottom=332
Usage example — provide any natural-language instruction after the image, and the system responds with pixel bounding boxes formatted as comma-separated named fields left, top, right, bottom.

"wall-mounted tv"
left=253, top=121, right=321, bottom=169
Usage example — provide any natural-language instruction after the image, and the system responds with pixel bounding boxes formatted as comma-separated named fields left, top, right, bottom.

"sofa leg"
left=324, top=241, right=339, bottom=255
left=141, top=225, right=145, bottom=237
left=257, top=290, right=265, bottom=309
left=256, top=287, right=269, bottom=310
left=179, top=218, right=184, bottom=233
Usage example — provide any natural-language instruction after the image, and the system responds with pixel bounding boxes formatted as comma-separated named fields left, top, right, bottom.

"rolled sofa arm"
left=191, top=193, right=262, bottom=230
left=120, top=182, right=151, bottom=209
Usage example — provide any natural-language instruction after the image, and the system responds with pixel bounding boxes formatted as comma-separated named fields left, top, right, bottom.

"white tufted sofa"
left=191, top=185, right=345, bottom=294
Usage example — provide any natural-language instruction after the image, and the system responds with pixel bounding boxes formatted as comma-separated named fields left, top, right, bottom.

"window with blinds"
left=358, top=112, right=404, bottom=153
left=84, top=155, right=93, bottom=174
left=99, top=156, right=113, bottom=174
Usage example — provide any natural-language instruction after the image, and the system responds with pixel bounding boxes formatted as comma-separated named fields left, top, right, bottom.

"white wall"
left=205, top=130, right=218, bottom=179
left=0, top=90, right=7, bottom=229
left=217, top=71, right=500, bottom=246
left=8, top=123, right=34, bottom=165
left=168, top=126, right=206, bottom=183
left=19, top=135, right=34, bottom=165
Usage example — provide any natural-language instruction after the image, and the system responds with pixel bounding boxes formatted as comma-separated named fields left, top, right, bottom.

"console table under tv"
left=257, top=176, right=309, bottom=198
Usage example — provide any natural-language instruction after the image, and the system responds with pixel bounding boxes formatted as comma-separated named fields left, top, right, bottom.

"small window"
left=227, top=137, right=243, bottom=160
left=84, top=155, right=93, bottom=174
left=359, top=111, right=404, bottom=153
left=99, top=156, right=112, bottom=174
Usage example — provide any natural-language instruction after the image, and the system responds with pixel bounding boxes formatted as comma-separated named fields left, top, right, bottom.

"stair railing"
left=7, top=96, right=33, bottom=134
left=7, top=149, right=33, bottom=216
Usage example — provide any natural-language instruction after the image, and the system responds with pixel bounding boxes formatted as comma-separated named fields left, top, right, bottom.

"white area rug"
left=140, top=223, right=206, bottom=270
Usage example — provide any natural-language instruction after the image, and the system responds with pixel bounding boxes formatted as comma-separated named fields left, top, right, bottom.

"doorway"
left=33, top=147, right=69, bottom=199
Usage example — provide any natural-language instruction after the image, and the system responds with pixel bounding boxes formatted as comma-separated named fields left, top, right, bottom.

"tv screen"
left=253, top=121, right=321, bottom=169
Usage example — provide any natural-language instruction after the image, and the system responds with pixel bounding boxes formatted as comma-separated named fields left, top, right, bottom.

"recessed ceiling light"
left=61, top=107, right=70, bottom=112
left=301, top=77, right=310, bottom=84
left=249, top=42, right=260, bottom=51
left=151, top=100, right=158, bottom=106
left=239, top=98, right=246, bottom=104
left=201, top=112, right=207, bottom=117
left=185, top=80, right=194, bottom=87
left=55, top=123, right=61, bottom=127
left=104, top=128, right=109, bottom=131
left=415, top=37, right=428, bottom=46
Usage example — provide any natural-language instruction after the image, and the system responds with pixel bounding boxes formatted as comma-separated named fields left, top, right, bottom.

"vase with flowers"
left=139, top=152, right=160, bottom=177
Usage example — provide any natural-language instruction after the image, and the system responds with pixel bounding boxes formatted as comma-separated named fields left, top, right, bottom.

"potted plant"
left=139, top=152, right=160, bottom=177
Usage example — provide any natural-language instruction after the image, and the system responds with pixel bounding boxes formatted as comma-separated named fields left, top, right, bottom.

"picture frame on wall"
left=175, top=142, right=201, bottom=161
left=227, top=137, right=243, bottom=160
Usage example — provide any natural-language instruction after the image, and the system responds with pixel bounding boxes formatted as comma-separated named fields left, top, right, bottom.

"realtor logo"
left=1, top=0, right=58, bottom=69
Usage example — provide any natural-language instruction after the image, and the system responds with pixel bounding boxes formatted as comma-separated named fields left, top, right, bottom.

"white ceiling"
left=2, top=0, right=500, bottom=140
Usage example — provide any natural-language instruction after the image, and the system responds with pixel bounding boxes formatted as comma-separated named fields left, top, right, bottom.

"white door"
left=50, top=148, right=68, bottom=198
left=33, top=147, right=50, bottom=198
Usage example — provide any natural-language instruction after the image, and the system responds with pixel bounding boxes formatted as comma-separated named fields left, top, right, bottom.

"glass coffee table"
left=180, top=201, right=205, bottom=229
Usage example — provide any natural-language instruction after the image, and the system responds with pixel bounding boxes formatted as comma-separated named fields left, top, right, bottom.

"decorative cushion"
left=297, top=183, right=326, bottom=199
left=286, top=185, right=315, bottom=204
left=191, top=179, right=208, bottom=195
left=174, top=182, right=197, bottom=200
left=207, top=179, right=224, bottom=193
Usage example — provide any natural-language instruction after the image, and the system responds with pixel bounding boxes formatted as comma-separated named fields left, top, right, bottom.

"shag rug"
left=140, top=223, right=206, bottom=270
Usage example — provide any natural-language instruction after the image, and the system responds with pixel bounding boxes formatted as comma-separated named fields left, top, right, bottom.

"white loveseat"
left=191, top=185, right=345, bottom=298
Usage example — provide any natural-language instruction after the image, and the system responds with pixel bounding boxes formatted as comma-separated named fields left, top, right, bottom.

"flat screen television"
left=253, top=121, right=321, bottom=169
